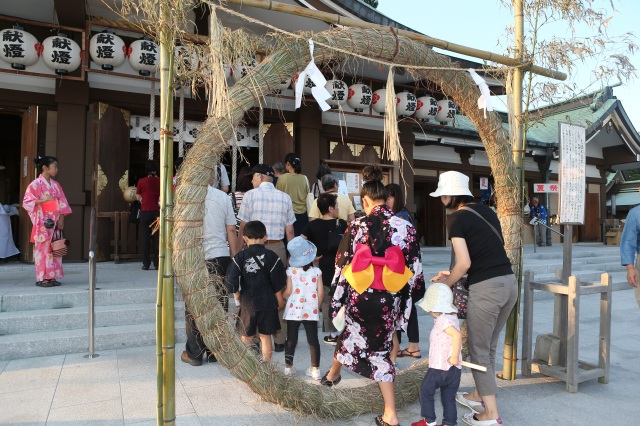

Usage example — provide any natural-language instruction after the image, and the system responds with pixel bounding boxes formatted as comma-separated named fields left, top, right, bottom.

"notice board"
left=558, top=122, right=586, bottom=224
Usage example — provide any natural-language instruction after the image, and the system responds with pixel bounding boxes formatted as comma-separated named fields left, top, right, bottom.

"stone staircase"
left=0, top=245, right=626, bottom=360
left=0, top=279, right=186, bottom=360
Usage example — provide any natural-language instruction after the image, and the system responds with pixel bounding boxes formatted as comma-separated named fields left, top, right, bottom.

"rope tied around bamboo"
left=172, top=25, right=523, bottom=419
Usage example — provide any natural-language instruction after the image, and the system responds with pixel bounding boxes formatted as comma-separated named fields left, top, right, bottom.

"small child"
left=225, top=221, right=285, bottom=361
left=412, top=283, right=462, bottom=426
left=282, top=237, right=323, bottom=379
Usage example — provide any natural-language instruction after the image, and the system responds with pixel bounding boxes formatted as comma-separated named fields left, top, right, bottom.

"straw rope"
left=173, top=25, right=522, bottom=419
left=178, top=86, right=185, bottom=158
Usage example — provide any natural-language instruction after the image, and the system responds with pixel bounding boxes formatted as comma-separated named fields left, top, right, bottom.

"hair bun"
left=362, top=164, right=383, bottom=184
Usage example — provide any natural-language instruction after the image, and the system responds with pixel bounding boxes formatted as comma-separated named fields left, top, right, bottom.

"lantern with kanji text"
left=435, top=99, right=456, bottom=123
left=128, top=38, right=159, bottom=76
left=346, top=83, right=372, bottom=112
left=231, top=60, right=256, bottom=83
left=291, top=74, right=316, bottom=95
left=415, top=96, right=438, bottom=122
left=371, top=88, right=387, bottom=115
left=396, top=92, right=417, bottom=117
left=325, top=79, right=347, bottom=108
left=89, top=30, right=126, bottom=71
left=0, top=27, right=40, bottom=70
left=41, top=34, right=81, bottom=75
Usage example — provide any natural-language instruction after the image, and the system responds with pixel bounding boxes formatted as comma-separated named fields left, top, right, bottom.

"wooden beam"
left=219, top=0, right=567, bottom=81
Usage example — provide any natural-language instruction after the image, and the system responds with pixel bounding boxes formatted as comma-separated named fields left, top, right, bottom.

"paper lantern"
left=123, top=186, right=137, bottom=203
left=89, top=30, right=126, bottom=70
left=396, top=92, right=417, bottom=117
left=325, top=79, right=347, bottom=108
left=371, top=88, right=387, bottom=115
left=346, top=84, right=372, bottom=112
left=41, top=34, right=81, bottom=75
left=435, top=99, right=456, bottom=123
left=291, top=74, right=316, bottom=95
left=273, top=78, right=290, bottom=94
left=0, top=27, right=41, bottom=70
left=231, top=60, right=256, bottom=83
left=128, top=38, right=159, bottom=76
left=415, top=96, right=438, bottom=121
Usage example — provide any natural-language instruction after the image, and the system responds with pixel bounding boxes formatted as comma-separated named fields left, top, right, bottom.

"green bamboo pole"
left=159, top=3, right=176, bottom=422
left=501, top=0, right=525, bottom=381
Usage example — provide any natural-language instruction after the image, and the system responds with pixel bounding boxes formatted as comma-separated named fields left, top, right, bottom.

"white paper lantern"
left=325, top=79, right=347, bottom=108
left=396, top=92, right=417, bottom=117
left=291, top=74, right=316, bottom=95
left=273, top=78, right=290, bottom=93
left=371, top=88, right=387, bottom=115
left=435, top=99, right=456, bottom=123
left=231, top=60, right=256, bottom=83
left=89, top=31, right=126, bottom=70
left=41, top=34, right=81, bottom=75
left=128, top=39, right=159, bottom=76
left=0, top=28, right=40, bottom=70
left=346, top=84, right=372, bottom=112
left=415, top=96, right=438, bottom=121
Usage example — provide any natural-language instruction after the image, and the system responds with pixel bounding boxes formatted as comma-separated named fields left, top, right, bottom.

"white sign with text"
left=558, top=122, right=586, bottom=224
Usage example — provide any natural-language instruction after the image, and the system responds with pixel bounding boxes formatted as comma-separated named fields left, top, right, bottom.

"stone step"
left=0, top=302, right=186, bottom=335
left=0, top=287, right=184, bottom=313
left=0, top=320, right=186, bottom=361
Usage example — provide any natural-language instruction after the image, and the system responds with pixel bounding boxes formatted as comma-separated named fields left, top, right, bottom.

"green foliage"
left=627, top=169, right=640, bottom=181
left=363, top=0, right=379, bottom=9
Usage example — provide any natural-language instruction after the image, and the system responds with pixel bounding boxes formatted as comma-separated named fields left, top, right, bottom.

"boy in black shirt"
left=225, top=221, right=285, bottom=360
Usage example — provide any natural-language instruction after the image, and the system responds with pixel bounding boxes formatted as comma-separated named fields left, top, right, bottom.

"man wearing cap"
left=308, top=174, right=356, bottom=223
left=529, top=197, right=548, bottom=247
left=237, top=164, right=295, bottom=351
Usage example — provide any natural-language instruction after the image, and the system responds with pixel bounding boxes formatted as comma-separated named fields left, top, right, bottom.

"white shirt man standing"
left=237, top=164, right=295, bottom=352
left=182, top=184, right=237, bottom=366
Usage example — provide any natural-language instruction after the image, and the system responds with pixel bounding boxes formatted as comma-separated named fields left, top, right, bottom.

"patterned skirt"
left=334, top=287, right=401, bottom=382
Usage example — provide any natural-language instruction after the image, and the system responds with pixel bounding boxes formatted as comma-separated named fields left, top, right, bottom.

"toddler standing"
left=412, top=283, right=462, bottom=426
left=283, top=237, right=323, bottom=379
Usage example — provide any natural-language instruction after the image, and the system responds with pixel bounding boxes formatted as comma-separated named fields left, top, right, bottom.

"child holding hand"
left=282, top=236, right=323, bottom=379
left=412, top=283, right=462, bottom=426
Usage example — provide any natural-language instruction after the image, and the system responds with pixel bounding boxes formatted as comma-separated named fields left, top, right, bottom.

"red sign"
left=533, top=183, right=559, bottom=193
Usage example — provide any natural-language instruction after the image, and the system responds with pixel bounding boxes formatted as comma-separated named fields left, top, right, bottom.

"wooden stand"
left=522, top=270, right=612, bottom=393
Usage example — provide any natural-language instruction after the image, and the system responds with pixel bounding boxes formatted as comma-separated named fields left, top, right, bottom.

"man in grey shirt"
left=182, top=184, right=238, bottom=366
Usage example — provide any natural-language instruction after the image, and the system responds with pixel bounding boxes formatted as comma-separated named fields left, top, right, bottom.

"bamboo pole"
left=158, top=2, right=176, bottom=424
left=501, top=0, right=525, bottom=381
left=218, top=0, right=566, bottom=81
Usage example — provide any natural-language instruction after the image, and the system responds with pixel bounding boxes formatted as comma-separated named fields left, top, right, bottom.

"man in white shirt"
left=237, top=164, right=295, bottom=352
left=308, top=174, right=356, bottom=222
left=182, top=184, right=237, bottom=366
left=213, top=163, right=230, bottom=193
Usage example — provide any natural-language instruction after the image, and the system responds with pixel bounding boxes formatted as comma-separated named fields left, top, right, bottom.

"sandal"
left=36, top=280, right=54, bottom=288
left=375, top=414, right=400, bottom=426
left=320, top=372, right=341, bottom=387
left=396, top=348, right=421, bottom=359
left=51, top=280, right=61, bottom=286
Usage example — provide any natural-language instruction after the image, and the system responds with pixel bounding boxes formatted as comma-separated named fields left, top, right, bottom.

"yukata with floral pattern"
left=22, top=175, right=72, bottom=281
left=330, top=204, right=424, bottom=382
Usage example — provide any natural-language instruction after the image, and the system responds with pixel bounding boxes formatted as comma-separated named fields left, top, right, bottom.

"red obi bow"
left=343, top=244, right=413, bottom=294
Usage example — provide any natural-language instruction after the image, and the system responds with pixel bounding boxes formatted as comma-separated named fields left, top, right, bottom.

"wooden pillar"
left=296, top=104, right=322, bottom=184
left=55, top=80, right=89, bottom=261
left=399, top=121, right=415, bottom=212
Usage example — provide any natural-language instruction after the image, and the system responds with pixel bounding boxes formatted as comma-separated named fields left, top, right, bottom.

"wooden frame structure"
left=521, top=270, right=612, bottom=393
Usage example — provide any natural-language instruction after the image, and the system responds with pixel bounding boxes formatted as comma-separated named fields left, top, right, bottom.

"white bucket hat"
left=429, top=171, right=473, bottom=197
left=417, top=283, right=458, bottom=314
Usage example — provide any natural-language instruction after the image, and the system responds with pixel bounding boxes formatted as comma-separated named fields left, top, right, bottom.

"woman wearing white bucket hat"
left=430, top=171, right=517, bottom=426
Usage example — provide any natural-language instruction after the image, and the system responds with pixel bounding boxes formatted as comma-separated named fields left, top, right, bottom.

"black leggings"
left=285, top=320, right=320, bottom=367
left=397, top=304, right=420, bottom=344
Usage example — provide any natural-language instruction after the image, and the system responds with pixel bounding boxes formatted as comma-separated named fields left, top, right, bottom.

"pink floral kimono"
left=22, top=175, right=72, bottom=282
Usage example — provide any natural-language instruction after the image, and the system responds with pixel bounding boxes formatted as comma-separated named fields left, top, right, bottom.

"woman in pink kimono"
left=22, top=156, right=72, bottom=287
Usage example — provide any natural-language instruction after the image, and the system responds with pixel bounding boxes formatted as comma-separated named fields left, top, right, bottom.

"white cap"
left=429, top=171, right=473, bottom=197
left=417, top=283, right=458, bottom=314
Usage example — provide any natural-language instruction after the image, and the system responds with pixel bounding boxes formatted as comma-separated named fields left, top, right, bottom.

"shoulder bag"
left=327, top=218, right=345, bottom=253
left=450, top=205, right=504, bottom=319
left=51, top=228, right=69, bottom=258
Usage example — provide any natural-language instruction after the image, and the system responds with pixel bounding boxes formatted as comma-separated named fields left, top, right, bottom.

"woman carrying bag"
left=22, top=156, right=72, bottom=287
left=429, top=171, right=517, bottom=426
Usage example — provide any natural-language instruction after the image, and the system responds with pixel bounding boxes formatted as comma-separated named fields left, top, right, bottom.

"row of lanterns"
left=289, top=74, right=456, bottom=123
left=0, top=27, right=159, bottom=75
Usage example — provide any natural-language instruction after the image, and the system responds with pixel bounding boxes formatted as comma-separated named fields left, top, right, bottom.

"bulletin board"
left=322, top=160, right=393, bottom=212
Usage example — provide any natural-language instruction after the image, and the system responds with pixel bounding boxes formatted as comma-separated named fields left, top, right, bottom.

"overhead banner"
left=558, top=122, right=586, bottom=224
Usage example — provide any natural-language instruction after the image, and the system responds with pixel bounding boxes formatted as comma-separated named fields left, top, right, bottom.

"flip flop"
left=396, top=348, right=421, bottom=359
left=375, top=414, right=400, bottom=426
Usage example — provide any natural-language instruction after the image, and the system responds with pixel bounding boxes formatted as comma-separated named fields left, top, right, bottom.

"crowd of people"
left=22, top=153, right=516, bottom=426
